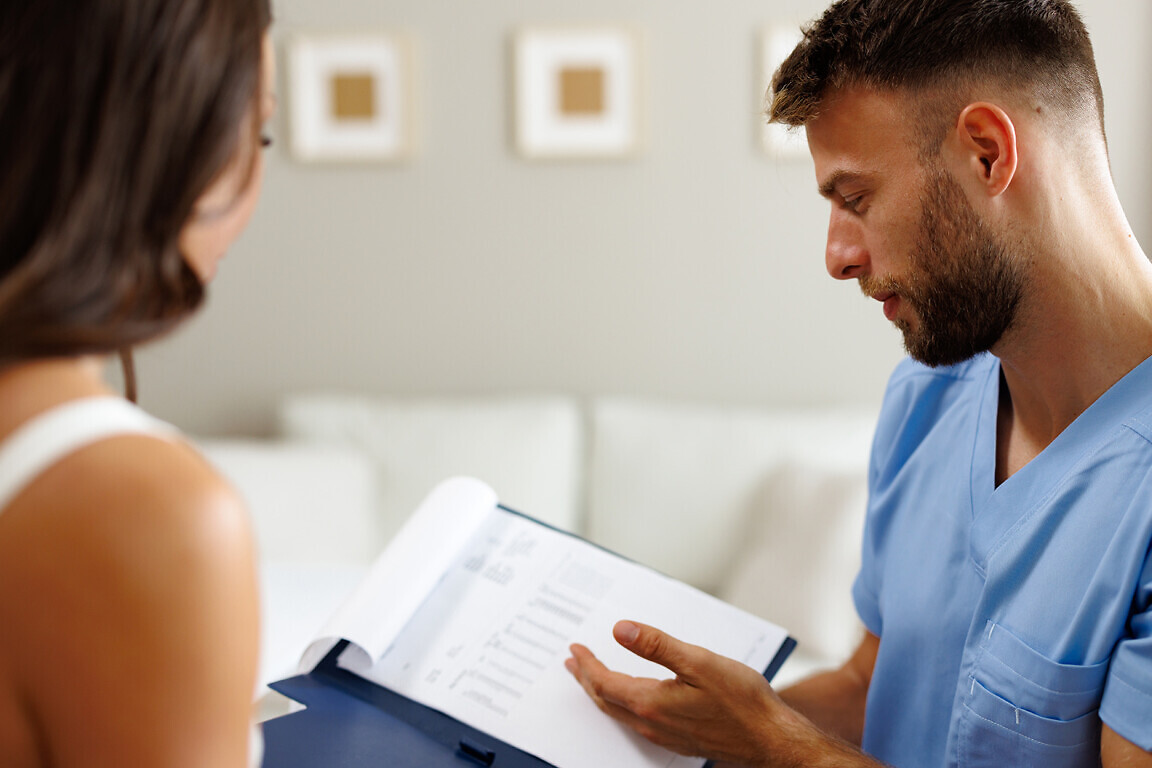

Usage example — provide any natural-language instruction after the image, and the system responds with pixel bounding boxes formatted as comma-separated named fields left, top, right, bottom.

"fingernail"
left=615, top=621, right=639, bottom=644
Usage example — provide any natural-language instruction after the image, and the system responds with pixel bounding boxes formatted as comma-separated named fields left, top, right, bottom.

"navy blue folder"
left=261, top=636, right=796, bottom=768
left=261, top=499, right=796, bottom=767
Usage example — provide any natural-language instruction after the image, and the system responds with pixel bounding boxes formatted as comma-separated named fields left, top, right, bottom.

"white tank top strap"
left=0, top=396, right=180, bottom=514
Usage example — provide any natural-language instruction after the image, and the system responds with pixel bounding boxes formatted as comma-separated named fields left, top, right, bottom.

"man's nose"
left=825, top=210, right=868, bottom=280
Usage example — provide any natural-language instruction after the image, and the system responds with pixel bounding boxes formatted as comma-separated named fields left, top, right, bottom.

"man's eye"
left=843, top=194, right=865, bottom=212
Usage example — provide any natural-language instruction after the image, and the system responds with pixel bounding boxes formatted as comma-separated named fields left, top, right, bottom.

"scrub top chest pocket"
left=957, top=622, right=1107, bottom=767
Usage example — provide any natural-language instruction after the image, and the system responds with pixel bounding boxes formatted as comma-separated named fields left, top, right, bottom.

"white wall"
left=134, top=0, right=1152, bottom=436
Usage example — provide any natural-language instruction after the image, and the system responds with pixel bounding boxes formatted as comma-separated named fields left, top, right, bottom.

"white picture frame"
left=287, top=33, right=413, bottom=162
left=513, top=27, right=641, bottom=160
left=760, top=25, right=808, bottom=159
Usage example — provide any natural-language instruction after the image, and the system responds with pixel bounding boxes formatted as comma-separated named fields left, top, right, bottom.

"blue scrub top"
left=854, top=353, right=1152, bottom=767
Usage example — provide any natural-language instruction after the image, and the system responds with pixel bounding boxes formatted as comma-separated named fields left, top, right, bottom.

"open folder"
left=261, top=477, right=795, bottom=768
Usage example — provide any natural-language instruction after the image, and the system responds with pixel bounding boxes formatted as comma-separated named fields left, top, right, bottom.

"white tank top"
left=0, top=396, right=179, bottom=513
left=0, top=396, right=264, bottom=766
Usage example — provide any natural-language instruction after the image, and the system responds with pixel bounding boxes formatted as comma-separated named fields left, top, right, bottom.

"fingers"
left=613, top=620, right=640, bottom=644
left=564, top=642, right=605, bottom=688
left=611, top=620, right=705, bottom=686
left=565, top=643, right=642, bottom=710
left=564, top=644, right=683, bottom=749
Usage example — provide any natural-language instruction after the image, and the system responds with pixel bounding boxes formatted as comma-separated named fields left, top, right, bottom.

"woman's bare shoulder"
left=4, top=432, right=253, bottom=573
left=0, top=434, right=260, bottom=767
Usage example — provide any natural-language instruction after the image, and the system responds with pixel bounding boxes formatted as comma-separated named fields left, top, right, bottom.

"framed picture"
left=512, top=27, right=641, bottom=160
left=287, top=33, right=412, bottom=162
left=760, top=25, right=808, bottom=159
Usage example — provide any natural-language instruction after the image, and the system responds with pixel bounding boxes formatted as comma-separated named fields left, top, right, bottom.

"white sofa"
left=196, top=394, right=878, bottom=705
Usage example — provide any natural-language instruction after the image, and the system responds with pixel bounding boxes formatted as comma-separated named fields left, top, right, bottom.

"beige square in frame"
left=558, top=67, right=605, bottom=116
left=331, top=73, right=378, bottom=120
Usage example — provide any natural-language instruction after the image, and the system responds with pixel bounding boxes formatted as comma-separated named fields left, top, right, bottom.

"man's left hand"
left=564, top=619, right=795, bottom=766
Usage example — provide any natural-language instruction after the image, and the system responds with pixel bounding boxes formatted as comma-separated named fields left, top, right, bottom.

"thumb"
left=613, top=620, right=703, bottom=685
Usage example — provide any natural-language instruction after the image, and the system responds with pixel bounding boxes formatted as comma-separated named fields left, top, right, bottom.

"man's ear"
left=954, top=102, right=1017, bottom=196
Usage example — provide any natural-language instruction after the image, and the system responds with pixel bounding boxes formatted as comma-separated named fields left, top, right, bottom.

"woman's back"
left=0, top=360, right=259, bottom=767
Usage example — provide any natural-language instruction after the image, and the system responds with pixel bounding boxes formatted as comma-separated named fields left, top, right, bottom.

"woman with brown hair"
left=0, top=0, right=275, bottom=765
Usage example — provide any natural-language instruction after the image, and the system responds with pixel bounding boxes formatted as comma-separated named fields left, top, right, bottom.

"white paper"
left=337, top=493, right=789, bottom=768
left=299, top=477, right=497, bottom=672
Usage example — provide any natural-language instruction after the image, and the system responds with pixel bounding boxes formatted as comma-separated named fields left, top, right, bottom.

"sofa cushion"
left=717, top=461, right=868, bottom=669
left=278, top=394, right=583, bottom=541
left=197, top=438, right=381, bottom=565
left=257, top=561, right=367, bottom=687
left=586, top=398, right=876, bottom=594
left=195, top=439, right=380, bottom=688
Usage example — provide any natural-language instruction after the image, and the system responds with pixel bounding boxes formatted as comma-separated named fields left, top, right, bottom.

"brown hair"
left=0, top=0, right=272, bottom=368
left=768, top=0, right=1104, bottom=152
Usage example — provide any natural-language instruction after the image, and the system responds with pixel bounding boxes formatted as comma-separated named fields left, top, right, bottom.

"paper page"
left=299, top=477, right=497, bottom=672
left=341, top=507, right=789, bottom=768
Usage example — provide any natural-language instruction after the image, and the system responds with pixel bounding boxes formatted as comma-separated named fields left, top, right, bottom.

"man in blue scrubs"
left=565, top=1, right=1152, bottom=765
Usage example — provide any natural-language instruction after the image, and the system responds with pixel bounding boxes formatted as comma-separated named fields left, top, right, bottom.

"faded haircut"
left=767, top=0, right=1105, bottom=155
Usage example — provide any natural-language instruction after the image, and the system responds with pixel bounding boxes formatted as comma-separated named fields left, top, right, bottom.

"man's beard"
left=861, top=167, right=1026, bottom=368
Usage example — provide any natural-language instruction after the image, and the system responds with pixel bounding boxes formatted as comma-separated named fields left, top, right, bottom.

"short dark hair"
left=768, top=0, right=1104, bottom=151
left=0, top=0, right=272, bottom=367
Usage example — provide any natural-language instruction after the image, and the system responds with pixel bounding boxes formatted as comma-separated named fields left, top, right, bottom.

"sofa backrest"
left=201, top=394, right=881, bottom=681
left=585, top=398, right=877, bottom=593
left=278, top=394, right=584, bottom=540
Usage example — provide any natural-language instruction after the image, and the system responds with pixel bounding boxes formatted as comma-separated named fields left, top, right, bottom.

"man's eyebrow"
left=817, top=169, right=872, bottom=199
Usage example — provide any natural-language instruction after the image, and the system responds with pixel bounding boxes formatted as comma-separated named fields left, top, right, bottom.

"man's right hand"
left=564, top=620, right=883, bottom=767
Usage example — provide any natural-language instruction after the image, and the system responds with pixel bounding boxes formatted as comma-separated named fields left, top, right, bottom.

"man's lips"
left=871, top=291, right=899, bottom=321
